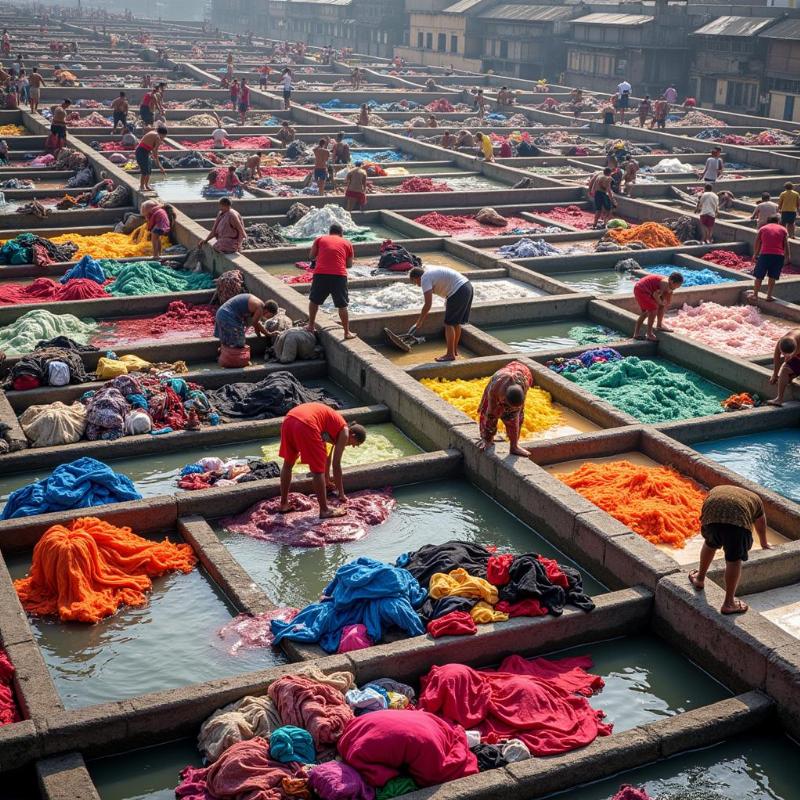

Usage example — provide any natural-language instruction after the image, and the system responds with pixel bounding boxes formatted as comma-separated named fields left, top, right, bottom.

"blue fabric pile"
left=546, top=347, right=623, bottom=375
left=1, top=457, right=142, bottom=519
left=349, top=149, right=409, bottom=163
left=270, top=557, right=426, bottom=653
left=646, top=265, right=734, bottom=287
left=497, top=238, right=559, bottom=258
left=60, top=254, right=106, bottom=284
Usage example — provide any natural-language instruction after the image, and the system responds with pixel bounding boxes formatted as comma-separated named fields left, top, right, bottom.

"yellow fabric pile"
left=49, top=224, right=169, bottom=260
left=0, top=124, right=26, bottom=136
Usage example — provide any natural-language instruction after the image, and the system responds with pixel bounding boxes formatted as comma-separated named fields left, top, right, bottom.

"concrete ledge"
left=37, top=752, right=101, bottom=800
left=766, top=643, right=800, bottom=739
left=5, top=639, right=62, bottom=720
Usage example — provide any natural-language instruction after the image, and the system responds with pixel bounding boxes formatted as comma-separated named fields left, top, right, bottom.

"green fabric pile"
left=0, top=309, right=98, bottom=356
left=101, top=260, right=216, bottom=296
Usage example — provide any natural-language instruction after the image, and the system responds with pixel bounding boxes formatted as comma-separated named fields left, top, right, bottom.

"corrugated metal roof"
left=759, top=17, right=800, bottom=40
left=292, top=0, right=351, bottom=5
left=572, top=12, right=654, bottom=26
left=478, top=4, right=572, bottom=22
left=692, top=15, right=775, bottom=37
left=443, top=0, right=485, bottom=13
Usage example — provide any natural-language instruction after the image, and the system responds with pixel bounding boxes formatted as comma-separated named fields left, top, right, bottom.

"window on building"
left=499, top=39, right=508, bottom=58
left=426, top=32, right=433, bottom=49
left=568, top=50, right=580, bottom=71
left=437, top=32, right=446, bottom=51
left=417, top=31, right=423, bottom=47
left=784, top=94, right=795, bottom=121
left=450, top=34, right=458, bottom=52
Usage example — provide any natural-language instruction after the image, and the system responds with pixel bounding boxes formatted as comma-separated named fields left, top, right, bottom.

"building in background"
left=760, top=18, right=800, bottom=120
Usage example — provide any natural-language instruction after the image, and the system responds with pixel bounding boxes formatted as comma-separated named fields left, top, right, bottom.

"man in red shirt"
left=279, top=401, right=367, bottom=518
left=752, top=214, right=790, bottom=303
left=306, top=223, right=356, bottom=340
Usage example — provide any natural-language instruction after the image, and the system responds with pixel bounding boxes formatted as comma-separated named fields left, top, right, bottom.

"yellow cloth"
left=429, top=568, right=498, bottom=604
left=0, top=124, right=25, bottom=136
left=387, top=692, right=409, bottom=709
left=96, top=354, right=154, bottom=379
left=481, top=135, right=493, bottom=160
left=470, top=601, right=509, bottom=624
left=49, top=224, right=168, bottom=260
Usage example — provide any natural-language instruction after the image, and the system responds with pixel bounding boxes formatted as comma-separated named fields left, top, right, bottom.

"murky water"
left=6, top=535, right=283, bottom=709
left=445, top=175, right=509, bottom=191
left=543, top=732, right=800, bottom=799
left=149, top=171, right=256, bottom=202
left=86, top=633, right=728, bottom=800
left=214, top=479, right=606, bottom=608
left=485, top=319, right=625, bottom=352
left=551, top=269, right=638, bottom=294
left=693, top=428, right=800, bottom=503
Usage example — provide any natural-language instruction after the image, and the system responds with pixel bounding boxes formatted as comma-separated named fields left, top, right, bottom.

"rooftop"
left=571, top=12, right=654, bottom=26
left=692, top=15, right=776, bottom=38
left=477, top=4, right=574, bottom=22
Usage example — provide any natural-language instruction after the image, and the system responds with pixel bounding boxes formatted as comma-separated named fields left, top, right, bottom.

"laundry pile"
left=13, top=515, right=196, bottom=622
left=91, top=257, right=215, bottom=296
left=0, top=277, right=109, bottom=305
left=176, top=651, right=609, bottom=799
left=0, top=233, right=78, bottom=265
left=414, top=211, right=546, bottom=237
left=179, top=135, right=273, bottom=149
left=242, top=222, right=289, bottom=249
left=673, top=111, right=724, bottom=127
left=1, top=457, right=141, bottom=519
left=0, top=124, right=25, bottom=136
left=177, top=458, right=280, bottom=491
left=92, top=301, right=217, bottom=347
left=222, top=489, right=396, bottom=547
left=605, top=222, right=680, bottom=249
left=0, top=309, right=98, bottom=357
left=644, top=158, right=695, bottom=174
left=665, top=301, right=789, bottom=356
left=497, top=238, right=559, bottom=258
left=700, top=250, right=754, bottom=272
left=558, top=460, right=706, bottom=548
left=217, top=608, right=300, bottom=655
left=555, top=353, right=727, bottom=423
left=567, top=326, right=620, bottom=346
left=0, top=649, right=20, bottom=727
left=644, top=265, right=733, bottom=287
left=77, top=373, right=214, bottom=440
left=537, top=205, right=596, bottom=230
left=349, top=150, right=410, bottom=163
left=421, top=376, right=562, bottom=437
left=280, top=205, right=375, bottom=242
left=394, top=177, right=452, bottom=193
left=206, top=371, right=340, bottom=421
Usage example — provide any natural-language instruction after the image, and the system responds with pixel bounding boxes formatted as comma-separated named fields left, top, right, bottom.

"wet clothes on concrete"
left=5, top=344, right=91, bottom=389
left=206, top=371, right=340, bottom=420
left=0, top=649, right=21, bottom=726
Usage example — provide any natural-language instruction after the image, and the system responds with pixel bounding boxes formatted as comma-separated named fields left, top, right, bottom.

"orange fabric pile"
left=557, top=460, right=706, bottom=548
left=14, top=517, right=197, bottom=623
left=605, top=222, right=680, bottom=249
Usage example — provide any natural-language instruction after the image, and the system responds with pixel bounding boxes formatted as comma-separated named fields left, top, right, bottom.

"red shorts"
left=700, top=214, right=715, bottom=228
left=345, top=190, right=366, bottom=206
left=279, top=416, right=327, bottom=474
left=634, top=286, right=658, bottom=312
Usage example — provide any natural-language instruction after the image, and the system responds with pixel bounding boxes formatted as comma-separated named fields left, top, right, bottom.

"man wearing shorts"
left=632, top=271, right=683, bottom=341
left=588, top=168, right=614, bottom=228
left=616, top=79, right=631, bottom=124
left=28, top=67, right=43, bottom=113
left=306, top=223, right=356, bottom=340
left=238, top=78, right=250, bottom=125
left=49, top=98, right=70, bottom=150
left=689, top=485, right=771, bottom=615
left=695, top=184, right=719, bottom=244
left=278, top=402, right=366, bottom=519
left=343, top=162, right=367, bottom=212
left=767, top=328, right=800, bottom=406
left=409, top=265, right=473, bottom=362
left=312, top=138, right=330, bottom=195
left=778, top=181, right=799, bottom=239
left=111, top=91, right=128, bottom=131
left=701, top=147, right=723, bottom=184
left=140, top=89, right=154, bottom=128
left=752, top=214, right=789, bottom=303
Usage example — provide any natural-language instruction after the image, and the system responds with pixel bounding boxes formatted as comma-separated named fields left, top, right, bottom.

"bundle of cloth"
left=206, top=371, right=339, bottom=421
left=1, top=457, right=141, bottom=519
left=242, top=223, right=288, bottom=249
left=0, top=233, right=78, bottom=266
left=0, top=649, right=21, bottom=727
left=175, top=651, right=611, bottom=798
left=267, top=539, right=594, bottom=654
left=79, top=373, right=214, bottom=442
left=177, top=458, right=280, bottom=491
left=5, top=340, right=93, bottom=391
left=0, top=310, right=99, bottom=358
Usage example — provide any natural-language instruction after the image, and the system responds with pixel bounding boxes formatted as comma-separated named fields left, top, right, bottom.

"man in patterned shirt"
left=477, top=361, right=533, bottom=457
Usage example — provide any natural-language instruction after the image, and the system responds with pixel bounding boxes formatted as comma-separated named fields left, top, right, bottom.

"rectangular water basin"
left=214, top=478, right=606, bottom=608
left=148, top=171, right=257, bottom=202
left=6, top=535, right=284, bottom=709
left=744, top=583, right=800, bottom=640
left=693, top=428, right=800, bottom=503
left=545, top=452, right=788, bottom=565
left=541, top=731, right=799, bottom=799
left=551, top=269, right=638, bottom=294
left=484, top=319, right=626, bottom=352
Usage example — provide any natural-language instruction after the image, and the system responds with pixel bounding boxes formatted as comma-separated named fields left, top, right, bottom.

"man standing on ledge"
left=689, top=485, right=772, bottom=615
left=409, top=265, right=474, bottom=362
left=278, top=402, right=366, bottom=519
left=477, top=360, right=533, bottom=456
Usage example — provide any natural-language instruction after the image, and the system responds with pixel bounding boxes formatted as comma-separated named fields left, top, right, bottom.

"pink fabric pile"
left=181, top=135, right=272, bottom=150
left=0, top=649, right=21, bottom=726
left=93, top=302, right=217, bottom=346
left=220, top=489, right=395, bottom=547
left=667, top=301, right=790, bottom=356
left=0, top=277, right=109, bottom=305
left=217, top=609, right=300, bottom=655
left=612, top=787, right=653, bottom=800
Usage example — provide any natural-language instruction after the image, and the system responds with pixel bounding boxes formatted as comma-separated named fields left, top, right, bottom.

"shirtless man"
left=622, top=155, right=639, bottom=196
left=28, top=67, right=44, bottom=114
left=440, top=129, right=455, bottom=149
left=357, top=104, right=369, bottom=126
left=244, top=152, right=263, bottom=181
left=276, top=120, right=295, bottom=146
left=588, top=167, right=614, bottom=228
left=312, top=138, right=330, bottom=195
left=50, top=99, right=70, bottom=151
left=767, top=329, right=800, bottom=406
left=456, top=129, right=475, bottom=150
left=331, top=132, right=350, bottom=165
left=344, top=161, right=367, bottom=212
left=111, top=91, right=129, bottom=132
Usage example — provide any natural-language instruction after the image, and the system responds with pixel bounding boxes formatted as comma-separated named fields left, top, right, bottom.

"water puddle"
left=484, top=319, right=625, bottom=352
left=6, top=534, right=282, bottom=709
left=214, top=479, right=606, bottom=608
left=550, top=269, right=638, bottom=294
left=149, top=171, right=257, bottom=203
left=374, top=339, right=478, bottom=365
left=693, top=428, right=800, bottom=503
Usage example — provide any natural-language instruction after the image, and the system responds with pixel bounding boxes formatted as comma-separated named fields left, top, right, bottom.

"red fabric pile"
left=419, top=655, right=611, bottom=755
left=427, top=611, right=477, bottom=638
left=92, top=302, right=217, bottom=346
left=0, top=649, right=21, bottom=727
left=396, top=177, right=452, bottom=193
left=261, top=166, right=311, bottom=179
left=538, top=205, right=596, bottom=230
left=612, top=787, right=653, bottom=800
left=414, top=211, right=538, bottom=237
left=0, top=277, right=109, bottom=305
left=425, top=98, right=455, bottom=113
left=220, top=489, right=396, bottom=547
left=701, top=250, right=753, bottom=271
left=100, top=141, right=133, bottom=152
left=217, top=608, right=300, bottom=655
left=181, top=135, right=272, bottom=150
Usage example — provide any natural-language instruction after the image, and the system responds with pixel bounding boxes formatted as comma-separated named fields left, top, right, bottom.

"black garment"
left=443, top=281, right=473, bottom=326
left=5, top=345, right=91, bottom=389
left=34, top=336, right=98, bottom=353
left=309, top=273, right=348, bottom=309
left=471, top=744, right=508, bottom=772
left=498, top=555, right=595, bottom=615
left=701, top=523, right=752, bottom=563
left=239, top=460, right=281, bottom=483
left=419, top=595, right=477, bottom=622
left=399, top=540, right=492, bottom=589
left=206, top=372, right=340, bottom=421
